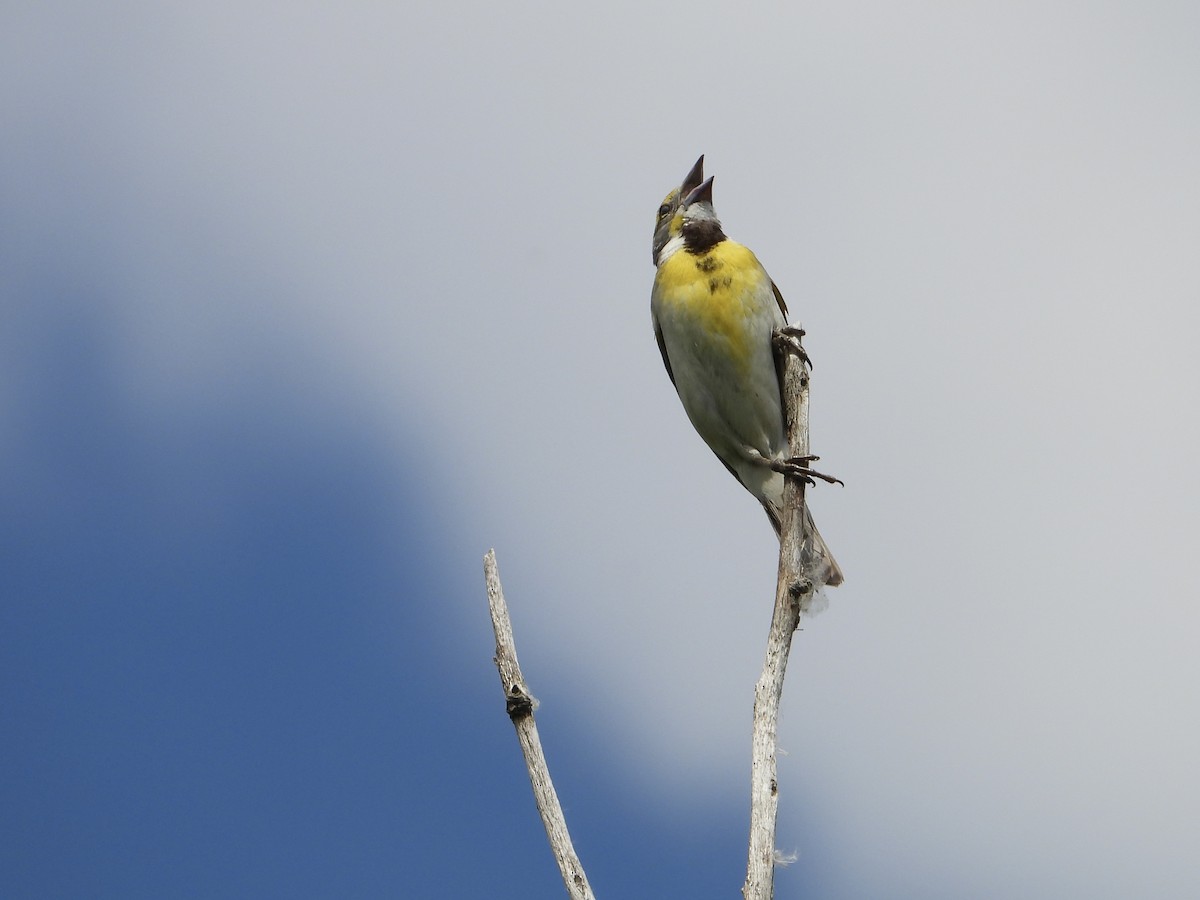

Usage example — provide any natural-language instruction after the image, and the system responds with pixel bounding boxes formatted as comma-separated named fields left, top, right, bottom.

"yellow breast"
left=653, top=241, right=773, bottom=371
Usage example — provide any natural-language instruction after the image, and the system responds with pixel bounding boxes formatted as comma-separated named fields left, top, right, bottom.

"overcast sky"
left=4, top=2, right=1199, bottom=898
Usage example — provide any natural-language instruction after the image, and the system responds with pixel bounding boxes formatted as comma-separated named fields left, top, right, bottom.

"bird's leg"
left=772, top=325, right=811, bottom=369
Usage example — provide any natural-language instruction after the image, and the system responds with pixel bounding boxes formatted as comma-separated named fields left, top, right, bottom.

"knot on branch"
left=505, top=683, right=536, bottom=720
left=787, top=577, right=814, bottom=610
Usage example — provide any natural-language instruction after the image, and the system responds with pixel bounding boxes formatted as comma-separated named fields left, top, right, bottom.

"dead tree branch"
left=483, top=550, right=595, bottom=900
left=743, top=332, right=818, bottom=900
left=484, top=334, right=826, bottom=899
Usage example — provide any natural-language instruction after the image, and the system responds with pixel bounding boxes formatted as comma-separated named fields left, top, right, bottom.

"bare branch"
left=483, top=550, right=596, bottom=900
left=743, top=336, right=816, bottom=900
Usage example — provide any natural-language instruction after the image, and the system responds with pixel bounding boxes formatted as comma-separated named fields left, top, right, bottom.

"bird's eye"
left=658, top=203, right=671, bottom=218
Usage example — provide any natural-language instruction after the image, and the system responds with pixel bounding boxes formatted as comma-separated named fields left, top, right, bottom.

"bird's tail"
left=764, top=501, right=844, bottom=596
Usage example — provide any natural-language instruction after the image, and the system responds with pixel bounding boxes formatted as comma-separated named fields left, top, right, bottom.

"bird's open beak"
left=683, top=175, right=715, bottom=208
left=681, top=155, right=705, bottom=197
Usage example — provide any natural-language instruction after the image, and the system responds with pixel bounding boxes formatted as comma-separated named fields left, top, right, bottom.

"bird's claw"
left=770, top=455, right=844, bottom=487
left=773, top=325, right=812, bottom=368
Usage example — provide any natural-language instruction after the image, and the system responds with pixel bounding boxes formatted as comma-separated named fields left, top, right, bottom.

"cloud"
left=4, top=2, right=1199, bottom=896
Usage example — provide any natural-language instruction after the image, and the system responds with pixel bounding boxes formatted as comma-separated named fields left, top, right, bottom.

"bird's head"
left=652, top=155, right=705, bottom=265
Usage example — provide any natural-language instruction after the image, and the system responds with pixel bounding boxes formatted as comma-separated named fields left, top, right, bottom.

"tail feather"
left=763, top=500, right=844, bottom=590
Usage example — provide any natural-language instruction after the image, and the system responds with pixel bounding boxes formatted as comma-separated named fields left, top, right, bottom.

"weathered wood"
left=484, top=550, right=595, bottom=900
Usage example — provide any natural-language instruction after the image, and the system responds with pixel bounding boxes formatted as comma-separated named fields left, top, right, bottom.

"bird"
left=650, top=156, right=844, bottom=591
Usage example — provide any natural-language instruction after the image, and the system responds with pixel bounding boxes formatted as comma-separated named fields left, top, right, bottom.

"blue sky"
left=0, top=285, right=751, bottom=897
left=4, top=2, right=1199, bottom=898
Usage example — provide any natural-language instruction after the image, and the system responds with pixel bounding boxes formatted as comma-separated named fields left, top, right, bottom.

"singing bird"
left=650, top=156, right=843, bottom=591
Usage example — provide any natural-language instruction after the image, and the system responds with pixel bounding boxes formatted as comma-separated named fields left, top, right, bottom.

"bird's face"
left=652, top=155, right=705, bottom=265
left=652, top=187, right=683, bottom=265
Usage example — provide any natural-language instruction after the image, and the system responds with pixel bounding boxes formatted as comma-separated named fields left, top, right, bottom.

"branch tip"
left=482, top=549, right=596, bottom=900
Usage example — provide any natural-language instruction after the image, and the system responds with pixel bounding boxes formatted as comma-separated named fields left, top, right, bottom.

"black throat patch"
left=682, top=220, right=725, bottom=255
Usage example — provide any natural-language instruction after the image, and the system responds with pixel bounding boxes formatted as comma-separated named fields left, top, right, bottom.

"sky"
left=3, top=1, right=1199, bottom=897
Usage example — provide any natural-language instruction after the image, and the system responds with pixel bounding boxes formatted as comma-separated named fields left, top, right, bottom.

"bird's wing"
left=653, top=318, right=676, bottom=387
left=771, top=280, right=789, bottom=319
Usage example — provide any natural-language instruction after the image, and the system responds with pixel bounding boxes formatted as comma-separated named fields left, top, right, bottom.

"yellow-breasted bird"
left=650, top=156, right=844, bottom=590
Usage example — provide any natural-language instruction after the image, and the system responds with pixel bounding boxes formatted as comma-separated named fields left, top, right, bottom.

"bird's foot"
left=769, top=455, right=844, bottom=487
left=773, top=325, right=811, bottom=368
